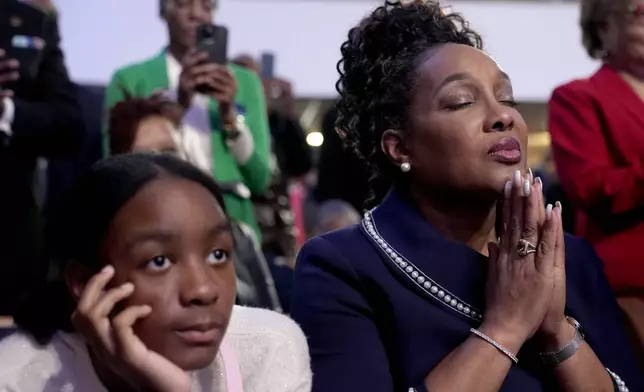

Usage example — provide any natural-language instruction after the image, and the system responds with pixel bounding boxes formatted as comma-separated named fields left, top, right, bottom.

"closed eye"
left=446, top=102, right=474, bottom=111
left=500, top=99, right=518, bottom=108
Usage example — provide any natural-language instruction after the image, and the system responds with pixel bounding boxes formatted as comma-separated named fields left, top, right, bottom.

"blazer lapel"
left=140, top=49, right=171, bottom=96
left=592, top=65, right=644, bottom=126
left=362, top=189, right=487, bottom=324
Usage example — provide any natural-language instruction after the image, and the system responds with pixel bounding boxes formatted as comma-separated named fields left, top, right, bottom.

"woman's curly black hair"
left=335, top=0, right=483, bottom=206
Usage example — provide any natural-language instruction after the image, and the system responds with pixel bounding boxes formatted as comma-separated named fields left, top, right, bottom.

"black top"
left=0, top=1, right=84, bottom=314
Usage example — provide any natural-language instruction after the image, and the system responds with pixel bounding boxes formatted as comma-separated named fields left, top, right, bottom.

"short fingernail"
left=546, top=204, right=553, bottom=219
left=504, top=181, right=512, bottom=197
left=122, top=282, right=134, bottom=291
left=513, top=170, right=521, bottom=186
left=101, top=265, right=114, bottom=274
left=523, top=179, right=531, bottom=197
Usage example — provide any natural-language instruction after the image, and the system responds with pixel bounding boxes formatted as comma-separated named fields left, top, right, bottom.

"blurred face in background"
left=132, top=115, right=179, bottom=155
left=163, top=0, right=214, bottom=49
left=312, top=201, right=361, bottom=236
left=601, top=1, right=644, bottom=76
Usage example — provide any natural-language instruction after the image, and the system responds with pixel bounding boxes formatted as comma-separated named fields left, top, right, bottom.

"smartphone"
left=196, top=24, right=228, bottom=65
left=260, top=52, right=275, bottom=80
left=0, top=2, right=47, bottom=88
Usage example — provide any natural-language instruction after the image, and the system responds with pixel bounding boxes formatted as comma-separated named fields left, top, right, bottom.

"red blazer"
left=548, top=65, right=644, bottom=293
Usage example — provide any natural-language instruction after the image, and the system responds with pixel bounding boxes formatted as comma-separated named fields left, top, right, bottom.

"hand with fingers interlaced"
left=71, top=265, right=191, bottom=392
left=479, top=169, right=564, bottom=356
left=526, top=170, right=570, bottom=346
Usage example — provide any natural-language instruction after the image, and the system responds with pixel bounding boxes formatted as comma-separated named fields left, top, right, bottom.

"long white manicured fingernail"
left=546, top=204, right=553, bottom=219
left=523, top=179, right=531, bottom=196
left=513, top=170, right=521, bottom=186
left=528, top=168, right=534, bottom=182
left=535, top=177, right=543, bottom=192
left=555, top=201, right=562, bottom=213
left=504, top=181, right=512, bottom=197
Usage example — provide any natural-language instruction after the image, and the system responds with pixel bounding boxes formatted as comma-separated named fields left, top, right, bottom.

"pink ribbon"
left=219, top=339, right=244, bottom=392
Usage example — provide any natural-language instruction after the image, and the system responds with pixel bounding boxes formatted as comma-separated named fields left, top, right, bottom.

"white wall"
left=54, top=0, right=600, bottom=100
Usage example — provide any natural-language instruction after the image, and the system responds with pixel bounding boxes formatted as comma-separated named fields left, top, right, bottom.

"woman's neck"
left=605, top=60, right=644, bottom=100
left=409, top=186, right=498, bottom=255
left=619, top=71, right=644, bottom=100
left=168, top=41, right=189, bottom=64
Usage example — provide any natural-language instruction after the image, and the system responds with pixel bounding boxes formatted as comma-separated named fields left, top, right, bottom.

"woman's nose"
left=486, top=109, right=514, bottom=133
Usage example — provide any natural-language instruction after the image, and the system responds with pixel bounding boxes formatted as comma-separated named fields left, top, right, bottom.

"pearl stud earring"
left=400, top=162, right=411, bottom=172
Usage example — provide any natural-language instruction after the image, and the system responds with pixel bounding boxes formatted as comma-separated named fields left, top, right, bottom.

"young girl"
left=0, top=153, right=311, bottom=391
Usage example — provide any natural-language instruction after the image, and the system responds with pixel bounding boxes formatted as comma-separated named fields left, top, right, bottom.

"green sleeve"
left=102, top=70, right=131, bottom=157
left=238, top=70, right=272, bottom=195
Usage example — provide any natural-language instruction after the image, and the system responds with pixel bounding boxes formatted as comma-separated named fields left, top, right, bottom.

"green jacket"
left=104, top=50, right=271, bottom=239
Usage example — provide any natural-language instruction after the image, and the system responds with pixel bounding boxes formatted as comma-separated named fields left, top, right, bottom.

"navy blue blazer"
left=291, top=189, right=643, bottom=392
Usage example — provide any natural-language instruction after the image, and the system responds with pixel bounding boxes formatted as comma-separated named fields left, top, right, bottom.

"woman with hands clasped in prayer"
left=0, top=153, right=311, bottom=392
left=291, top=2, right=642, bottom=392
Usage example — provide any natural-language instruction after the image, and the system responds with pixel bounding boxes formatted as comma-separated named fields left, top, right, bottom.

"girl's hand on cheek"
left=72, top=265, right=191, bottom=392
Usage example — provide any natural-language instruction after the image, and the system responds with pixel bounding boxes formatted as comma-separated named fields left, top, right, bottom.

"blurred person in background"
left=231, top=54, right=313, bottom=183
left=311, top=200, right=361, bottom=237
left=232, top=54, right=311, bottom=260
left=548, top=0, right=644, bottom=364
left=0, top=0, right=83, bottom=317
left=108, top=96, right=180, bottom=156
left=232, top=54, right=313, bottom=312
left=105, top=0, right=271, bottom=241
left=292, top=2, right=642, bottom=391
left=27, top=0, right=57, bottom=15
left=314, top=106, right=370, bottom=212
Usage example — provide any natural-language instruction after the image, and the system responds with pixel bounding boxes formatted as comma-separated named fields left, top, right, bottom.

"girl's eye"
left=206, top=249, right=230, bottom=265
left=145, top=255, right=172, bottom=271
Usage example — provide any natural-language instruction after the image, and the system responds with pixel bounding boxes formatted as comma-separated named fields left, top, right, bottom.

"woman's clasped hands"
left=481, top=169, right=572, bottom=358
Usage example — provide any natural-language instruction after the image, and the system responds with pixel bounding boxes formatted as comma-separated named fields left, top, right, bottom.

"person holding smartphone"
left=105, top=0, right=271, bottom=241
left=0, top=0, right=84, bottom=317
